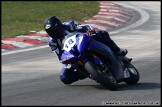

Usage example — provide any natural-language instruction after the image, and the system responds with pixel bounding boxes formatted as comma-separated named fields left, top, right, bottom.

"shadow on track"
left=69, top=82, right=160, bottom=91
left=118, top=82, right=160, bottom=91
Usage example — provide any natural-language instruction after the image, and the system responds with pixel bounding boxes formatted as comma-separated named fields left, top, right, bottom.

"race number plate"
left=63, top=35, right=76, bottom=52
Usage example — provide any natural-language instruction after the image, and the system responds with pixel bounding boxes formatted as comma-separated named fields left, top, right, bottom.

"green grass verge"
left=2, top=1, right=99, bottom=39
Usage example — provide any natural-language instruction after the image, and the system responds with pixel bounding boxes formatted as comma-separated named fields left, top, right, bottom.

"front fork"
left=74, top=59, right=93, bottom=79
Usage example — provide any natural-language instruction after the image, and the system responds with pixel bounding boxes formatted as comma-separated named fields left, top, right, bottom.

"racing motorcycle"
left=59, top=32, right=140, bottom=90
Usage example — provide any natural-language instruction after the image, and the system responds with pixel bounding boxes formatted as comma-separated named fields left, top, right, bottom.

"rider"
left=44, top=16, right=128, bottom=84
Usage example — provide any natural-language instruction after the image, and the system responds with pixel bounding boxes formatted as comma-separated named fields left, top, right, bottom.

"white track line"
left=2, top=45, right=49, bottom=56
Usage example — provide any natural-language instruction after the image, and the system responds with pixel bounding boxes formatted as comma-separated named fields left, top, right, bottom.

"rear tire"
left=124, top=63, right=140, bottom=84
left=84, top=60, right=118, bottom=90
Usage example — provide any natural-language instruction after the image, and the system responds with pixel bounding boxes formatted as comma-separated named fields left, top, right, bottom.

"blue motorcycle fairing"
left=76, top=33, right=113, bottom=57
left=88, top=38, right=113, bottom=54
left=60, top=51, right=77, bottom=64
left=60, top=33, right=91, bottom=64
left=76, top=33, right=91, bottom=54
left=78, top=38, right=114, bottom=65
left=60, top=33, right=114, bottom=65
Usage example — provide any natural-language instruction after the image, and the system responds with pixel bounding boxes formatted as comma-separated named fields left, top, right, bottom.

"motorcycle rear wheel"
left=124, top=63, right=140, bottom=84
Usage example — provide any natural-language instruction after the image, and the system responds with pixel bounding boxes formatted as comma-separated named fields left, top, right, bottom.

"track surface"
left=2, top=2, right=161, bottom=106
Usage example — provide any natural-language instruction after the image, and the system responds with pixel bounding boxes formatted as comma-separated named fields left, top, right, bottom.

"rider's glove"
left=49, top=42, right=58, bottom=51
left=76, top=25, right=88, bottom=32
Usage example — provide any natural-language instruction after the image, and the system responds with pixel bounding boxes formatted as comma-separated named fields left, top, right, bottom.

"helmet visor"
left=48, top=27, right=64, bottom=39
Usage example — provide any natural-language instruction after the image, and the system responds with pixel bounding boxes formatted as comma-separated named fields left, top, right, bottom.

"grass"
left=1, top=1, right=99, bottom=39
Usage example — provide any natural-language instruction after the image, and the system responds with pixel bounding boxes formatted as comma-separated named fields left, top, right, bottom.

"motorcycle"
left=59, top=31, right=140, bottom=90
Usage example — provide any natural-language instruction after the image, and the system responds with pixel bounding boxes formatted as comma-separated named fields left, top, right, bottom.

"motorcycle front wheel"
left=84, top=60, right=118, bottom=90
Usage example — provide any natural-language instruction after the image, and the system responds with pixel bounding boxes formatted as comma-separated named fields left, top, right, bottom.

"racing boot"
left=117, top=48, right=128, bottom=56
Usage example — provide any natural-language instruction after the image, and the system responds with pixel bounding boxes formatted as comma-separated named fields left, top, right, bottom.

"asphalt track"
left=1, top=1, right=161, bottom=106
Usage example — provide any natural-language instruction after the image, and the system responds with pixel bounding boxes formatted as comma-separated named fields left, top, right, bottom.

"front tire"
left=84, top=60, right=118, bottom=90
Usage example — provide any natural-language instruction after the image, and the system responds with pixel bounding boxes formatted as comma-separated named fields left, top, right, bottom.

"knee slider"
left=60, top=75, right=73, bottom=84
